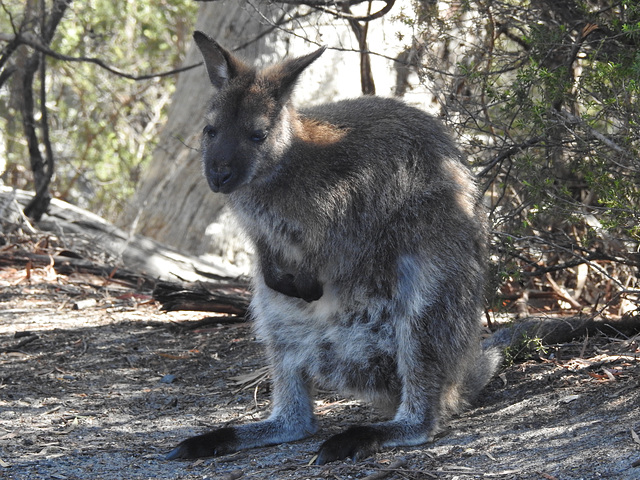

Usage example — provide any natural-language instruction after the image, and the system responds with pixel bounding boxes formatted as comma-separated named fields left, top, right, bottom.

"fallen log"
left=1, top=187, right=247, bottom=283
left=152, top=279, right=251, bottom=315
left=486, top=314, right=640, bottom=351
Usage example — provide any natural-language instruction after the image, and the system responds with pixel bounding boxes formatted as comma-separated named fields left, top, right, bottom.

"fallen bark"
left=152, top=279, right=251, bottom=315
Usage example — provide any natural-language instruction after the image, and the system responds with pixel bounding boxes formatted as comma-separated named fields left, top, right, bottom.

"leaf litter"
left=0, top=228, right=639, bottom=479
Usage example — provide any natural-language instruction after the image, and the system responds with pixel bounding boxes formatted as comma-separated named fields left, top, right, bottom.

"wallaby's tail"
left=440, top=344, right=502, bottom=419
left=470, top=344, right=502, bottom=396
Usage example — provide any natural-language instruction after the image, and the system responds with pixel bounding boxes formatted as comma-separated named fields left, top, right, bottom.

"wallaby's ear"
left=193, top=31, right=247, bottom=90
left=268, top=46, right=327, bottom=100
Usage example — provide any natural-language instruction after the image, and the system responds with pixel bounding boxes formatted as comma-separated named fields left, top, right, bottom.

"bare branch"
left=344, top=1, right=376, bottom=95
left=0, top=31, right=203, bottom=81
left=497, top=232, right=630, bottom=289
left=195, top=0, right=396, bottom=22
left=0, top=1, right=24, bottom=88
left=37, top=0, right=54, bottom=205
left=554, top=109, right=639, bottom=170
left=477, top=137, right=543, bottom=179
left=305, top=0, right=395, bottom=22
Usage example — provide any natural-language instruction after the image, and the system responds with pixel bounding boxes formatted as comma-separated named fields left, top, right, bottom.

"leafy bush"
left=0, top=0, right=197, bottom=220
left=414, top=0, right=639, bottom=316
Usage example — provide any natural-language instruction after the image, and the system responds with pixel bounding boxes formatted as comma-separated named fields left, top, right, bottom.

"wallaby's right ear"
left=193, top=31, right=247, bottom=90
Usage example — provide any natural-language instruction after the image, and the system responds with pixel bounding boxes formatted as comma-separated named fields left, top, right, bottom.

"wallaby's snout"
left=201, top=122, right=254, bottom=194
left=206, top=165, right=233, bottom=192
left=202, top=125, right=237, bottom=193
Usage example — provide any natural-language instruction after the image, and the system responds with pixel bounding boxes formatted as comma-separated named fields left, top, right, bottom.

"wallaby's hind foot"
left=315, top=426, right=384, bottom=465
left=165, top=427, right=237, bottom=460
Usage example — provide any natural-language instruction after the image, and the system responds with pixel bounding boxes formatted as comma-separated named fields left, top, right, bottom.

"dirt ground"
left=1, top=265, right=639, bottom=480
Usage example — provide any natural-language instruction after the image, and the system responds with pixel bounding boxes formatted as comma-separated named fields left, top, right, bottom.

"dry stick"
left=361, top=458, right=411, bottom=480
left=545, top=272, right=582, bottom=309
left=0, top=32, right=202, bottom=81
left=153, top=280, right=250, bottom=315
left=220, top=469, right=244, bottom=480
left=0, top=251, right=156, bottom=289
left=4, top=334, right=39, bottom=352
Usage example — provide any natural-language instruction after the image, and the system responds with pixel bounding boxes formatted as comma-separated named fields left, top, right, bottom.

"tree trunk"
left=116, top=1, right=288, bottom=260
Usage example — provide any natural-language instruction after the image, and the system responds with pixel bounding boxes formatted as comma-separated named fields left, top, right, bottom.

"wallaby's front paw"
left=166, top=427, right=237, bottom=460
left=296, top=276, right=323, bottom=302
left=265, top=271, right=323, bottom=302
left=315, top=426, right=383, bottom=465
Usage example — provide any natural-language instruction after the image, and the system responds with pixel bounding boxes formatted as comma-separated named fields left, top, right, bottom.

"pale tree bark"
left=116, top=1, right=291, bottom=261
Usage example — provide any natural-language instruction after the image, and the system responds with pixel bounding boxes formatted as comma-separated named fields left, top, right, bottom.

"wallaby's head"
left=193, top=31, right=325, bottom=194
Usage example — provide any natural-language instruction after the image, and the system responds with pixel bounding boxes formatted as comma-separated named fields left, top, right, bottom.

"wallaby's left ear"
left=193, top=31, right=249, bottom=90
left=269, top=46, right=327, bottom=100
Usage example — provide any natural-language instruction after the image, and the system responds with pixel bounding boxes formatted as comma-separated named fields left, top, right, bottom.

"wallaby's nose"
left=209, top=166, right=233, bottom=192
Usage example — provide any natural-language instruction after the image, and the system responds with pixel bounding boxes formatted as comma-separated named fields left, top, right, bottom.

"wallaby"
left=166, top=31, right=500, bottom=464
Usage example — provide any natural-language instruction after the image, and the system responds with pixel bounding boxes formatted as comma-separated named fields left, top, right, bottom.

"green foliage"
left=503, top=332, right=548, bottom=367
left=0, top=0, right=197, bottom=220
left=414, top=0, right=639, bottom=313
left=1, top=1, right=638, bottom=315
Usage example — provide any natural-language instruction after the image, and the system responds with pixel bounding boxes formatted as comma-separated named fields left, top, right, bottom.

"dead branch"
left=344, top=2, right=376, bottom=95
left=3, top=333, right=39, bottom=353
left=0, top=31, right=203, bottom=81
left=307, top=0, right=396, bottom=22
left=488, top=315, right=640, bottom=351
left=362, top=458, right=410, bottom=480
left=3, top=187, right=245, bottom=283
left=195, top=0, right=396, bottom=22
left=153, top=280, right=251, bottom=315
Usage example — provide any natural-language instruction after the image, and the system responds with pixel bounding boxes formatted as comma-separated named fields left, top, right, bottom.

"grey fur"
left=166, top=31, right=501, bottom=464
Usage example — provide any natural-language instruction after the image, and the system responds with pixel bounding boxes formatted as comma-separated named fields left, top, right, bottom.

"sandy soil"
left=1, top=266, right=639, bottom=480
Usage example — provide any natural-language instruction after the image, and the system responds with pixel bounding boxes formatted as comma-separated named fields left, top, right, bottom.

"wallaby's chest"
left=252, top=284, right=401, bottom=397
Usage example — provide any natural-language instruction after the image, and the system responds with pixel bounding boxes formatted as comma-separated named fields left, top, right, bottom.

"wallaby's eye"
left=203, top=125, right=217, bottom=138
left=250, top=130, right=268, bottom=143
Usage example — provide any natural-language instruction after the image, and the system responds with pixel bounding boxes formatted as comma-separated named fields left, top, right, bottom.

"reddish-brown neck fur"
left=294, top=116, right=349, bottom=146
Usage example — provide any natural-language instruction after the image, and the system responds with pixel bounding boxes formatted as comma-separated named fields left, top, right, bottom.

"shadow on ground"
left=1, top=277, right=639, bottom=480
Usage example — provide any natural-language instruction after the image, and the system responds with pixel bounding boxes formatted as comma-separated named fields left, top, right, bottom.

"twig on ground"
left=362, top=458, right=410, bottom=480
left=220, top=469, right=244, bottom=480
